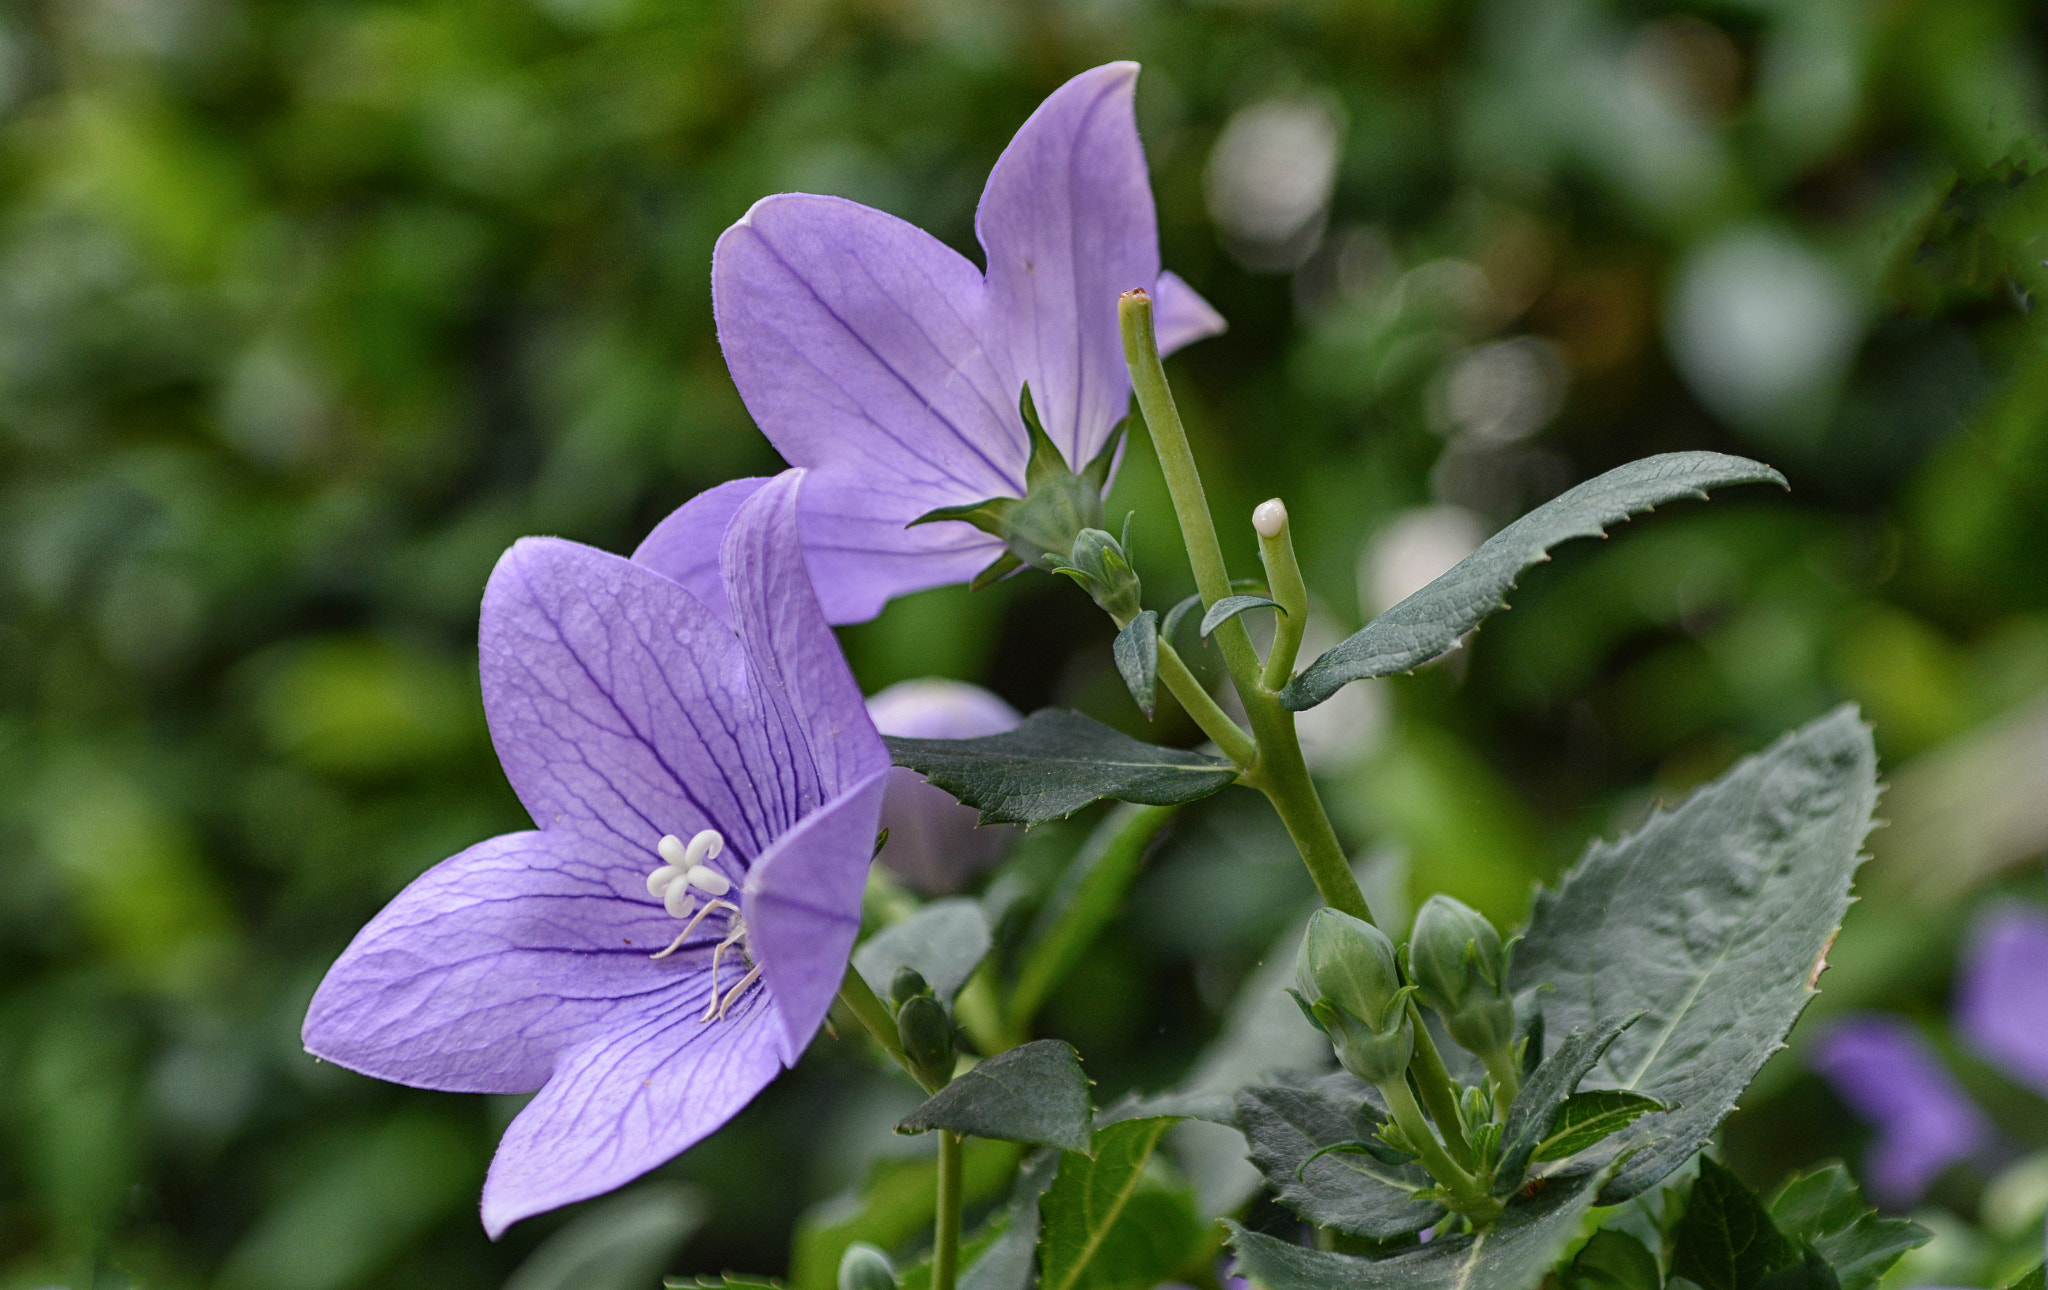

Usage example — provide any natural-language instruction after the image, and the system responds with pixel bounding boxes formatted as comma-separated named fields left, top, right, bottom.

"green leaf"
left=507, top=1183, right=702, bottom=1290
left=1533, top=1090, right=1669, bottom=1162
left=1755, top=1246, right=1842, bottom=1290
left=1767, top=1163, right=1930, bottom=1290
left=1670, top=1157, right=1799, bottom=1290
left=1161, top=594, right=1202, bottom=643
left=884, top=709, right=1237, bottom=826
left=790, top=1141, right=1023, bottom=1290
left=1199, top=595, right=1284, bottom=639
left=1113, top=611, right=1159, bottom=719
left=1562, top=1229, right=1662, bottom=1290
left=2006, top=1264, right=2046, bottom=1290
left=1509, top=707, right=1878, bottom=1202
left=959, top=1150, right=1062, bottom=1290
left=854, top=900, right=992, bottom=1005
left=1225, top=1165, right=1610, bottom=1290
left=1493, top=1014, right=1638, bottom=1194
left=897, top=1040, right=1093, bottom=1153
left=1094, top=1088, right=1238, bottom=1129
left=1279, top=452, right=1785, bottom=710
left=1235, top=1072, right=1442, bottom=1239
left=1039, top=1117, right=1195, bottom=1290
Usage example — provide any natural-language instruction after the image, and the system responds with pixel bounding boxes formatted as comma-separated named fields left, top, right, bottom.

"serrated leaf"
left=1280, top=452, right=1784, bottom=710
left=1225, top=1165, right=1610, bottom=1290
left=1509, top=707, right=1878, bottom=1202
left=1235, top=1072, right=1442, bottom=1239
left=1094, top=1088, right=1238, bottom=1129
left=1493, top=1015, right=1638, bottom=1194
left=958, top=1150, right=1062, bottom=1290
left=898, top=1040, right=1093, bottom=1152
left=1767, top=1163, right=1930, bottom=1290
left=1671, top=1157, right=1800, bottom=1290
left=855, top=900, right=992, bottom=1004
left=884, top=709, right=1237, bottom=826
left=1039, top=1118, right=1191, bottom=1290
left=1534, top=1090, right=1669, bottom=1162
left=1199, top=595, right=1284, bottom=639
left=1563, top=1229, right=1662, bottom=1290
left=1113, top=612, right=1159, bottom=718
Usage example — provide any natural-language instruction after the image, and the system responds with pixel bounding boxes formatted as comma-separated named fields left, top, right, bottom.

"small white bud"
left=1254, top=499, right=1288, bottom=539
left=688, top=865, right=732, bottom=897
left=657, top=834, right=690, bottom=867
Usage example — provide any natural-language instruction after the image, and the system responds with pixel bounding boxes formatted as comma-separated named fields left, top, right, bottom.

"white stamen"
left=686, top=864, right=731, bottom=897
left=657, top=834, right=690, bottom=867
left=647, top=865, right=680, bottom=898
left=642, top=827, right=759, bottom=1014
left=682, top=829, right=724, bottom=868
left=663, top=882, right=697, bottom=920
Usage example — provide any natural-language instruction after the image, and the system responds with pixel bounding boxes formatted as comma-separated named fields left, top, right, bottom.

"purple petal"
left=744, top=769, right=891, bottom=1053
left=1956, top=906, right=2048, bottom=1097
left=867, top=679, right=1022, bottom=894
left=303, top=831, right=699, bottom=1094
left=977, top=62, right=1160, bottom=469
left=480, top=537, right=781, bottom=877
left=480, top=980, right=785, bottom=1237
left=721, top=470, right=891, bottom=803
left=1811, top=1014, right=1993, bottom=1208
left=632, top=476, right=772, bottom=624
left=1152, top=270, right=1228, bottom=356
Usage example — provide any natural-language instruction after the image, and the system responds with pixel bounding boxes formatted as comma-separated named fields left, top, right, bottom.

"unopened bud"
left=1295, top=909, right=1414, bottom=1084
left=1254, top=499, right=1288, bottom=539
left=1407, top=894, right=1517, bottom=1060
left=1055, top=528, right=1144, bottom=624
left=839, top=1243, right=898, bottom=1290
left=896, top=993, right=956, bottom=1088
left=890, top=966, right=931, bottom=1010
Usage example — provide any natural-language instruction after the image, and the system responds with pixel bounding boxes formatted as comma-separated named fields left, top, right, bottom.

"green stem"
left=1243, top=704, right=1374, bottom=923
left=1255, top=501, right=1311, bottom=692
left=934, top=1130, right=964, bottom=1290
left=1119, top=291, right=1265, bottom=701
left=1380, top=1077, right=1501, bottom=1228
left=1157, top=638, right=1256, bottom=767
left=1482, top=1046, right=1522, bottom=1111
left=1405, top=1012, right=1477, bottom=1170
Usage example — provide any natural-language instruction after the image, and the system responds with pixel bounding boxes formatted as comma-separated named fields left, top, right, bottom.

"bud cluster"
left=891, top=967, right=958, bottom=1091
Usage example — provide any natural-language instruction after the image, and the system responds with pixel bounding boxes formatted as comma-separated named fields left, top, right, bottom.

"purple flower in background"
left=868, top=679, right=1022, bottom=894
left=302, top=471, right=888, bottom=1236
left=1812, top=1015, right=1994, bottom=1209
left=634, top=62, right=1225, bottom=625
left=1955, top=906, right=2048, bottom=1097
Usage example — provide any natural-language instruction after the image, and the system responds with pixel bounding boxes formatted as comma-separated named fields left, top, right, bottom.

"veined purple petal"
left=302, top=831, right=698, bottom=1094
left=632, top=476, right=772, bottom=624
left=480, top=536, right=777, bottom=878
left=480, top=979, right=784, bottom=1238
left=1956, top=906, right=2048, bottom=1098
left=744, top=769, right=891, bottom=1052
left=1153, top=270, right=1228, bottom=356
left=1812, top=1014, right=1993, bottom=1208
left=867, top=679, right=1022, bottom=894
left=978, top=62, right=1158, bottom=468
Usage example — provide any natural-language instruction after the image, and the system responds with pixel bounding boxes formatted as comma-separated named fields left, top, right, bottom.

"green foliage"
left=1510, top=708, right=1879, bottom=1201
left=854, top=900, right=993, bottom=1005
left=896, top=1041, right=1094, bottom=1154
left=1111, top=611, right=1159, bottom=719
left=1563, top=1230, right=1663, bottom=1290
left=883, top=710, right=1237, bottom=826
left=791, top=1142, right=1022, bottom=1290
left=1766, top=1165, right=1930, bottom=1290
left=504, top=1184, right=704, bottom=1290
left=1037, top=1117, right=1202, bottom=1290
left=1198, top=595, right=1284, bottom=639
left=1493, top=1015, right=1638, bottom=1194
left=1532, top=1090, right=1668, bottom=1163
left=1280, top=454, right=1786, bottom=709
left=1224, top=1166, right=1610, bottom=1290
left=957, top=1151, right=1060, bottom=1290
left=1235, top=1073, right=1442, bottom=1238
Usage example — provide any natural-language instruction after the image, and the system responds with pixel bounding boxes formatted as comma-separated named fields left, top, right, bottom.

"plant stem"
left=1380, top=1076, right=1502, bottom=1229
left=1156, top=638, right=1257, bottom=767
left=1482, top=1046, right=1522, bottom=1111
left=934, top=1130, right=964, bottom=1290
left=1241, top=704, right=1373, bottom=922
left=1405, top=1014, right=1478, bottom=1169
left=1256, top=501, right=1310, bottom=692
left=1119, top=291, right=1265, bottom=701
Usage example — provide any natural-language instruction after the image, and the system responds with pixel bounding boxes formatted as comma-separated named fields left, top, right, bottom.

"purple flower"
left=1955, top=906, right=2048, bottom=1098
left=867, top=679, right=1022, bottom=894
left=634, top=62, right=1225, bottom=625
left=302, top=470, right=889, bottom=1236
left=1812, top=1014, right=1994, bottom=1209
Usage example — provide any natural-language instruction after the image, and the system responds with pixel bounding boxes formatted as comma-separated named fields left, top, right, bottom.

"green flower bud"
left=896, top=993, right=956, bottom=1089
left=1295, top=909, right=1414, bottom=1084
left=1407, top=894, right=1517, bottom=1061
left=1054, top=528, right=1144, bottom=624
left=889, top=966, right=931, bottom=1010
left=839, top=1243, right=898, bottom=1290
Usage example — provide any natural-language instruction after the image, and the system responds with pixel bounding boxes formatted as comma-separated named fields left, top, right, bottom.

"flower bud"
left=1055, top=528, right=1144, bottom=625
left=896, top=993, right=957, bottom=1089
left=868, top=680, right=1022, bottom=894
left=1407, top=894, right=1516, bottom=1061
left=1295, top=909, right=1414, bottom=1084
left=839, top=1243, right=898, bottom=1290
left=890, top=966, right=930, bottom=1010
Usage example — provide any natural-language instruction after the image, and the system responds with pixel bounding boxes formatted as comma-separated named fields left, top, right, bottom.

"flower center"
left=644, top=828, right=760, bottom=1021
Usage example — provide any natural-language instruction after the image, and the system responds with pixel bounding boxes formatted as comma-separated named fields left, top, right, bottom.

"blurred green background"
left=4, top=0, right=2048, bottom=1286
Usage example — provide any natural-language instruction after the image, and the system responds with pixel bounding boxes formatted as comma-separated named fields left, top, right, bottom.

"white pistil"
left=642, top=829, right=761, bottom=1017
